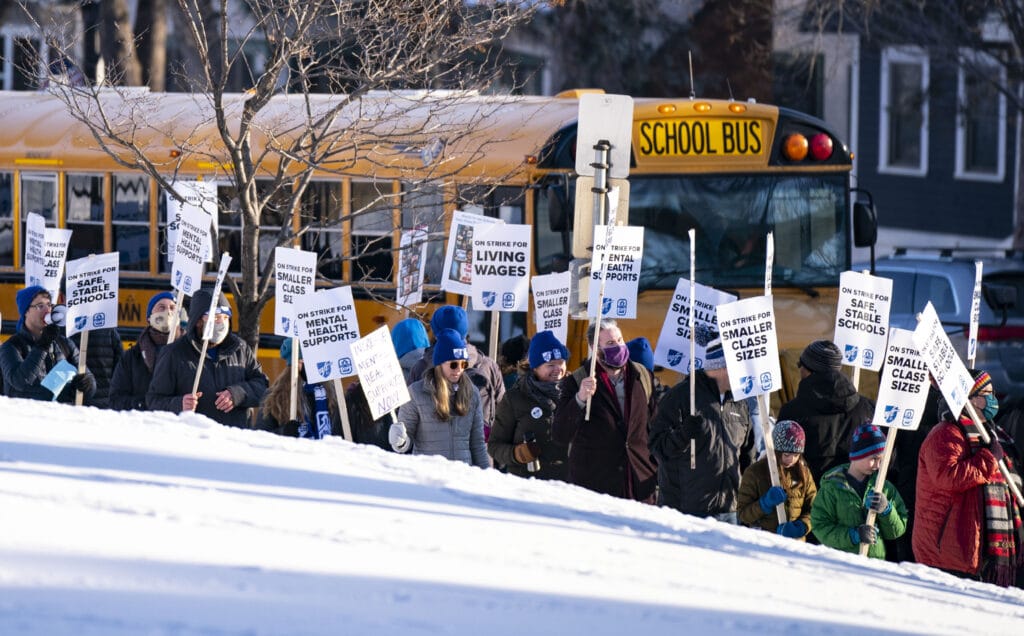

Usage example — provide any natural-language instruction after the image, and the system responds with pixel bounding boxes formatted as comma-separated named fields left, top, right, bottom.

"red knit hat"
left=849, top=423, right=886, bottom=461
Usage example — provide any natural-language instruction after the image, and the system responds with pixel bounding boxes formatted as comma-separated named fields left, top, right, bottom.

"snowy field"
left=1, top=396, right=1022, bottom=635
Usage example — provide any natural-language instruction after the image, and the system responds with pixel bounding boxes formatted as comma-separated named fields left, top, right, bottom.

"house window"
left=879, top=47, right=929, bottom=176
left=1, top=31, right=46, bottom=90
left=955, top=51, right=1005, bottom=182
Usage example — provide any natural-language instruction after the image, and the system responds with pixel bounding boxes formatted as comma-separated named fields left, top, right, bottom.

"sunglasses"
left=447, top=360, right=468, bottom=371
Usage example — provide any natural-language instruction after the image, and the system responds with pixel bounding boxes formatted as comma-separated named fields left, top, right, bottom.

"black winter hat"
left=798, top=340, right=842, bottom=373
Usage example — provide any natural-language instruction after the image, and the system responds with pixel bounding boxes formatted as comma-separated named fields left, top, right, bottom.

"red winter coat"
left=912, top=419, right=1000, bottom=575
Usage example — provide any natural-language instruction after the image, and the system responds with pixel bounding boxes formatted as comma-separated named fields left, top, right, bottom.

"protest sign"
left=834, top=270, right=893, bottom=371
left=274, top=247, right=316, bottom=337
left=397, top=228, right=428, bottom=306
left=716, top=295, right=782, bottom=399
left=653, top=278, right=736, bottom=374
left=201, top=254, right=233, bottom=341
left=171, top=202, right=213, bottom=296
left=872, top=328, right=930, bottom=430
left=440, top=210, right=501, bottom=296
left=587, top=224, right=643, bottom=318
left=24, top=212, right=47, bottom=289
left=295, top=286, right=361, bottom=382
left=912, top=302, right=973, bottom=418
left=350, top=325, right=412, bottom=421
left=532, top=271, right=571, bottom=345
left=166, top=180, right=217, bottom=263
left=471, top=223, right=531, bottom=312
left=64, top=252, right=119, bottom=337
left=967, top=261, right=983, bottom=366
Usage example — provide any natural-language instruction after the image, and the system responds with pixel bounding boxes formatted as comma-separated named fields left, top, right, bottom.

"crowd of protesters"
left=2, top=284, right=1022, bottom=588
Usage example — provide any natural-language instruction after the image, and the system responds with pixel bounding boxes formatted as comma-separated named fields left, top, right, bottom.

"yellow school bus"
left=0, top=89, right=870, bottom=398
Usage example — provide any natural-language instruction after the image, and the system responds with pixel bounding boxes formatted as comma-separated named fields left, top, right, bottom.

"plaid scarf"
left=960, top=418, right=1024, bottom=586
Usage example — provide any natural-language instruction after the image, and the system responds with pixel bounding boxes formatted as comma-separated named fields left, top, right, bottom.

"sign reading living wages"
left=350, top=325, right=412, bottom=421
left=471, top=223, right=531, bottom=312
left=170, top=203, right=213, bottom=296
left=294, top=286, right=361, bottom=382
left=588, top=224, right=644, bottom=319
left=64, top=252, right=120, bottom=337
left=833, top=270, right=893, bottom=371
left=872, top=328, right=930, bottom=431
left=274, top=247, right=316, bottom=338
left=715, top=295, right=782, bottom=398
left=653, top=278, right=736, bottom=374
left=531, top=271, right=571, bottom=345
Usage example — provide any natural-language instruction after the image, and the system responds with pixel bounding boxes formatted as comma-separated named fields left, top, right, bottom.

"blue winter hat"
left=528, top=330, right=569, bottom=369
left=391, top=318, right=430, bottom=359
left=431, top=305, right=469, bottom=338
left=280, top=337, right=302, bottom=361
left=433, top=328, right=469, bottom=366
left=16, top=285, right=49, bottom=332
left=147, top=291, right=176, bottom=319
left=627, top=337, right=655, bottom=372
left=849, top=423, right=887, bottom=461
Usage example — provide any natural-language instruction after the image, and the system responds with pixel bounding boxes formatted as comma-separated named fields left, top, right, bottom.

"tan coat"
left=737, top=456, right=817, bottom=539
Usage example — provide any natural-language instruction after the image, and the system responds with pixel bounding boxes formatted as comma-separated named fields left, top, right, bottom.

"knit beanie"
left=849, top=423, right=887, bottom=461
left=772, top=420, right=806, bottom=454
left=626, top=337, right=655, bottom=372
left=280, top=337, right=303, bottom=361
left=15, top=285, right=48, bottom=332
left=799, top=340, right=843, bottom=373
left=431, top=305, right=469, bottom=338
left=391, top=318, right=430, bottom=359
left=528, top=330, right=569, bottom=368
left=147, top=291, right=176, bottom=318
left=433, top=328, right=470, bottom=366
left=969, top=369, right=993, bottom=398
left=702, top=336, right=727, bottom=371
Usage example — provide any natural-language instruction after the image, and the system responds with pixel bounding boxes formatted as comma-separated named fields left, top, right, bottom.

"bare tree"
left=30, top=0, right=552, bottom=348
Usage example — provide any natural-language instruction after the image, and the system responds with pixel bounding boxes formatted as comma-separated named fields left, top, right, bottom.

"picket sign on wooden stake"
left=759, top=232, right=787, bottom=525
left=167, top=289, right=186, bottom=345
left=858, top=432, right=898, bottom=556
left=75, top=330, right=90, bottom=406
left=688, top=229, right=696, bottom=469
left=331, top=378, right=354, bottom=441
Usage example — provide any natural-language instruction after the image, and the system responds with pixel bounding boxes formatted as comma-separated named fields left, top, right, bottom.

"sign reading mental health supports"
left=274, top=247, right=316, bottom=337
left=912, top=302, right=973, bottom=418
left=440, top=210, right=501, bottom=296
left=873, top=328, right=930, bottom=431
left=171, top=203, right=213, bottom=296
left=834, top=270, right=893, bottom=371
left=532, top=271, right=571, bottom=344
left=24, top=212, right=47, bottom=289
left=397, top=228, right=428, bottom=306
left=653, top=278, right=737, bottom=374
left=716, top=295, right=782, bottom=399
left=166, top=181, right=217, bottom=263
left=588, top=224, right=644, bottom=318
left=64, top=252, right=119, bottom=337
left=471, top=223, right=531, bottom=312
left=350, top=325, right=412, bottom=421
left=295, top=286, right=360, bottom=382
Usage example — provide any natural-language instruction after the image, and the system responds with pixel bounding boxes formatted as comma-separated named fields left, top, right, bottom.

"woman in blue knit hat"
left=390, top=328, right=489, bottom=468
left=109, top=291, right=184, bottom=411
left=488, top=330, right=569, bottom=480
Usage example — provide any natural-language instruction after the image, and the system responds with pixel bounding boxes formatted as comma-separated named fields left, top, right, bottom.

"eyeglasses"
left=30, top=302, right=53, bottom=312
left=447, top=360, right=468, bottom=371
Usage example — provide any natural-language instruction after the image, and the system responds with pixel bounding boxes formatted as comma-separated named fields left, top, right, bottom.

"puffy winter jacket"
left=737, top=456, right=816, bottom=537
left=396, top=372, right=489, bottom=468
left=488, top=374, right=568, bottom=480
left=409, top=343, right=505, bottom=435
left=72, top=328, right=123, bottom=409
left=811, top=464, right=907, bottom=559
left=109, top=328, right=168, bottom=411
left=0, top=327, right=95, bottom=403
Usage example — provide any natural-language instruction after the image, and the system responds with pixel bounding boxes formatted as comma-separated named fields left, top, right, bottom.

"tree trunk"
left=135, top=0, right=168, bottom=91
left=101, top=0, right=142, bottom=86
left=80, top=0, right=103, bottom=84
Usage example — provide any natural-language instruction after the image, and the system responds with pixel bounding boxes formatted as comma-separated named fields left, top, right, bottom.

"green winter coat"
left=810, top=464, right=908, bottom=559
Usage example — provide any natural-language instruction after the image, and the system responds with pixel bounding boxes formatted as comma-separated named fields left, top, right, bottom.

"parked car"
left=855, top=252, right=1024, bottom=399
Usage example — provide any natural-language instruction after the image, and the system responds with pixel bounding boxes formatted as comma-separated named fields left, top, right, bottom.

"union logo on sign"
left=844, top=344, right=858, bottom=363
left=281, top=317, right=290, bottom=334
left=884, top=405, right=899, bottom=424
left=667, top=349, right=683, bottom=367
left=759, top=372, right=773, bottom=392
left=602, top=298, right=613, bottom=315
left=502, top=292, right=515, bottom=309
left=92, top=313, right=105, bottom=328
left=740, top=376, right=754, bottom=395
left=339, top=357, right=353, bottom=375
left=74, top=316, right=88, bottom=330
left=864, top=349, right=875, bottom=367
left=482, top=291, right=496, bottom=308
left=317, top=361, right=332, bottom=378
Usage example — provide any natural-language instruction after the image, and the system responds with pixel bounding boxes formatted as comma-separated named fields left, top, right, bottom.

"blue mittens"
left=759, top=486, right=787, bottom=514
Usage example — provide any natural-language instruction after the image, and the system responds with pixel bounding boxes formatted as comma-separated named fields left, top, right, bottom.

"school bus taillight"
left=809, top=133, right=834, bottom=160
left=783, top=133, right=809, bottom=161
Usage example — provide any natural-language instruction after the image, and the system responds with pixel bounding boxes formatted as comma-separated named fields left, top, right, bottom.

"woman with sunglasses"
left=390, top=328, right=490, bottom=468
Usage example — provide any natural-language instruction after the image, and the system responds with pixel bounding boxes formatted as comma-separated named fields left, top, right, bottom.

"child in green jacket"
left=811, top=423, right=908, bottom=559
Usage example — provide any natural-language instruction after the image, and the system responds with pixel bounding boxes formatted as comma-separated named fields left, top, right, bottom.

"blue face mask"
left=983, top=394, right=999, bottom=421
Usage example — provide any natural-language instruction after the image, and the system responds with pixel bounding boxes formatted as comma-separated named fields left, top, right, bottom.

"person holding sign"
left=146, top=289, right=268, bottom=428
left=390, top=329, right=489, bottom=468
left=258, top=339, right=344, bottom=440
left=648, top=338, right=756, bottom=522
left=810, top=424, right=908, bottom=560
left=391, top=317, right=430, bottom=385
left=0, top=285, right=96, bottom=403
left=737, top=420, right=817, bottom=539
left=488, top=330, right=570, bottom=481
left=109, top=292, right=184, bottom=411
left=914, top=370, right=1024, bottom=586
left=554, top=319, right=658, bottom=504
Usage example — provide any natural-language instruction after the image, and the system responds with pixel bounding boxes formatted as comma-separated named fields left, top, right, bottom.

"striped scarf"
left=961, top=418, right=1024, bottom=587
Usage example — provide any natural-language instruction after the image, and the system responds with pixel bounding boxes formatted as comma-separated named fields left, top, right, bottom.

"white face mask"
left=149, top=310, right=173, bottom=334
left=210, top=320, right=230, bottom=345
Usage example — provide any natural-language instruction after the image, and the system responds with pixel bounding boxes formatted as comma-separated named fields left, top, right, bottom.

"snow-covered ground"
left=1, top=397, right=1022, bottom=635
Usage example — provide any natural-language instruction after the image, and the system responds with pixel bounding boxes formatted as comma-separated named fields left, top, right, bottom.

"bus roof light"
left=728, top=103, right=746, bottom=114
left=657, top=104, right=677, bottom=114
left=693, top=102, right=712, bottom=113
left=782, top=133, right=809, bottom=161
left=809, top=133, right=834, bottom=161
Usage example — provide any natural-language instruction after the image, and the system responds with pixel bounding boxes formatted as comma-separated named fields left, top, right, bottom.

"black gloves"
left=676, top=414, right=704, bottom=439
left=864, top=491, right=891, bottom=515
left=71, top=373, right=96, bottom=396
left=37, top=323, right=60, bottom=349
left=849, top=524, right=877, bottom=545
left=283, top=420, right=302, bottom=437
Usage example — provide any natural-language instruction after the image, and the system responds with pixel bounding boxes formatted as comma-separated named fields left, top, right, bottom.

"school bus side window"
left=113, top=174, right=150, bottom=271
left=0, top=172, right=12, bottom=267
left=300, top=180, right=343, bottom=280
left=351, top=181, right=394, bottom=282
left=66, top=174, right=105, bottom=263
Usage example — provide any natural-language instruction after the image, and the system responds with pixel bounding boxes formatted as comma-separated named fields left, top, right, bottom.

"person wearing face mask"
left=488, top=330, right=570, bottom=480
left=553, top=319, right=658, bottom=503
left=109, top=292, right=185, bottom=411
left=146, top=288, right=268, bottom=428
left=389, top=328, right=490, bottom=468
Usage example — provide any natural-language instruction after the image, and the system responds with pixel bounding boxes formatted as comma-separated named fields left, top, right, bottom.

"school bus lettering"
left=638, top=119, right=762, bottom=158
